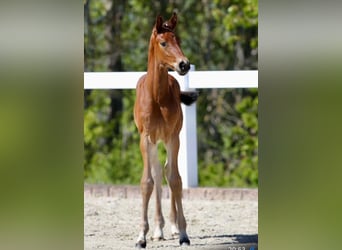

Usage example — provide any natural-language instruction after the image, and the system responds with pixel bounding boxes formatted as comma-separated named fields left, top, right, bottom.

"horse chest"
left=146, top=104, right=181, bottom=143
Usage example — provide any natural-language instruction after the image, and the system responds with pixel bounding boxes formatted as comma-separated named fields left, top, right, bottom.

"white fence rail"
left=84, top=66, right=258, bottom=188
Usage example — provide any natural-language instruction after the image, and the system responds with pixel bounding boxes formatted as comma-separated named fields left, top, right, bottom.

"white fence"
left=84, top=66, right=258, bottom=188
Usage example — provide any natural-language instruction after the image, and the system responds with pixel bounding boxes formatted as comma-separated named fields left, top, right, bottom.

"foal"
left=134, top=12, right=196, bottom=248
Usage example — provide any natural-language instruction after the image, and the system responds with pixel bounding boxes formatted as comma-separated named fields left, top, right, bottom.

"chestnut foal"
left=134, top=13, right=196, bottom=248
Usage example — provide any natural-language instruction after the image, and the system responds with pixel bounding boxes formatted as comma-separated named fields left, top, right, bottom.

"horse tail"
left=180, top=91, right=198, bottom=106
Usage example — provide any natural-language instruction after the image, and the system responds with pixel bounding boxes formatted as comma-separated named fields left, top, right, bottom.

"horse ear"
left=155, top=15, right=164, bottom=34
left=168, top=12, right=177, bottom=30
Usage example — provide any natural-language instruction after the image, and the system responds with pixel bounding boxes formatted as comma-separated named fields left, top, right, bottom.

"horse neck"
left=146, top=40, right=169, bottom=104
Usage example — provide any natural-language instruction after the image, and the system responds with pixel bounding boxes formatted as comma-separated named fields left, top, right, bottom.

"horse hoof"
left=135, top=241, right=146, bottom=249
left=179, top=237, right=190, bottom=246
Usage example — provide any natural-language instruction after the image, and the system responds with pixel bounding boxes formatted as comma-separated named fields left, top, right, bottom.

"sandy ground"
left=84, top=193, right=258, bottom=249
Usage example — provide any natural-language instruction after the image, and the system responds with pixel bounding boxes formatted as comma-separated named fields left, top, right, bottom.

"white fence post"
left=178, top=65, right=198, bottom=188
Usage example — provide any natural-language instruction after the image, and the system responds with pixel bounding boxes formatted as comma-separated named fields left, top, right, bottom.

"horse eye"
left=160, top=42, right=167, bottom=47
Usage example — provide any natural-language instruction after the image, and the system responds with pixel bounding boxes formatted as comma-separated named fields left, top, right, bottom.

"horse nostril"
left=179, top=61, right=190, bottom=72
left=179, top=61, right=185, bottom=71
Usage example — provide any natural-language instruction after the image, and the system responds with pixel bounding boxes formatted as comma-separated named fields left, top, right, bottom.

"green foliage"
left=84, top=90, right=142, bottom=184
left=84, top=0, right=258, bottom=71
left=84, top=0, right=258, bottom=187
left=198, top=89, right=258, bottom=187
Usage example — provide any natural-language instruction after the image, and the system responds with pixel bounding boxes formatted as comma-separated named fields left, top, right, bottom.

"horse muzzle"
left=177, top=60, right=190, bottom=75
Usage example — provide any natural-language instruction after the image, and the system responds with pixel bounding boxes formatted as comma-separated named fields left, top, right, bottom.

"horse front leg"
left=150, top=144, right=165, bottom=241
left=165, top=136, right=190, bottom=246
left=165, top=158, right=179, bottom=238
left=169, top=190, right=180, bottom=237
left=136, top=135, right=154, bottom=248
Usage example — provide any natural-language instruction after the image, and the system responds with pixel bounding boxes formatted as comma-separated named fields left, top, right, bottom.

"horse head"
left=151, top=12, right=190, bottom=76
